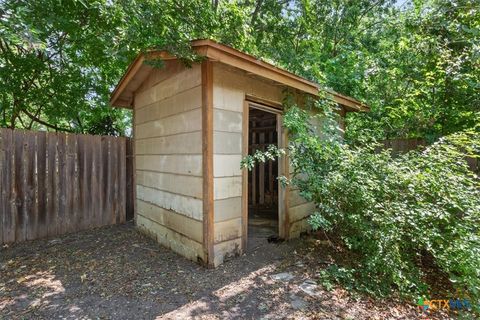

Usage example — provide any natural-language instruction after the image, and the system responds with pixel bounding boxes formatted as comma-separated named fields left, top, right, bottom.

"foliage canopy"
left=1, top=0, right=478, bottom=137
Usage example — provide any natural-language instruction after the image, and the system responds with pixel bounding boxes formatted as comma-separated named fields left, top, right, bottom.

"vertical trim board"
left=241, top=100, right=249, bottom=252
left=202, top=59, right=214, bottom=266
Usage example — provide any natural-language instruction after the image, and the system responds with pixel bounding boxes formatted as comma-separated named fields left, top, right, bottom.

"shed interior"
left=248, top=106, right=279, bottom=244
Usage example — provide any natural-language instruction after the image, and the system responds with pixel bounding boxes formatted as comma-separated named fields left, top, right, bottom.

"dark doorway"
left=248, top=106, right=279, bottom=246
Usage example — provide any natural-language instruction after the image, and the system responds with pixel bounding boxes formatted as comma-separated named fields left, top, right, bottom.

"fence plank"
left=76, top=134, right=86, bottom=230
left=72, top=135, right=80, bottom=231
left=0, top=129, right=13, bottom=243
left=36, top=131, right=47, bottom=239
left=84, top=136, right=94, bottom=229
left=118, top=138, right=126, bottom=224
left=25, top=131, right=37, bottom=240
left=65, top=134, right=76, bottom=233
left=126, top=139, right=134, bottom=221
left=110, top=137, right=118, bottom=224
left=46, top=133, right=57, bottom=237
left=13, top=130, right=26, bottom=242
left=57, top=133, right=67, bottom=235
left=101, top=136, right=109, bottom=226
left=92, top=137, right=103, bottom=227
left=381, top=138, right=426, bottom=156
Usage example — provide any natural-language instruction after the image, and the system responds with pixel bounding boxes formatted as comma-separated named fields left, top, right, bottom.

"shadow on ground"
left=0, top=222, right=439, bottom=319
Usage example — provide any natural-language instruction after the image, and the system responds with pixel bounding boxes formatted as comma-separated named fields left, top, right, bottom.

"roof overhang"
left=110, top=39, right=369, bottom=112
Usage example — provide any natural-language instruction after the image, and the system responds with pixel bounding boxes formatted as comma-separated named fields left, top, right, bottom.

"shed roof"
left=110, top=39, right=368, bottom=111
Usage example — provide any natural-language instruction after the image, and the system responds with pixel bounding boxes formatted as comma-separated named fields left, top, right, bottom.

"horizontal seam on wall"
left=211, top=153, right=243, bottom=156
left=135, top=106, right=202, bottom=126
left=289, top=213, right=314, bottom=225
left=135, top=84, right=202, bottom=111
left=213, top=107, right=243, bottom=113
left=137, top=199, right=203, bottom=223
left=212, top=129, right=242, bottom=134
left=215, top=196, right=242, bottom=202
left=214, top=196, right=243, bottom=201
left=136, top=169, right=202, bottom=179
left=134, top=153, right=203, bottom=156
left=289, top=198, right=311, bottom=208
left=212, top=106, right=244, bottom=112
left=135, top=130, right=202, bottom=141
left=215, top=216, right=242, bottom=225
left=214, top=236, right=242, bottom=246
left=289, top=201, right=315, bottom=210
left=214, top=176, right=242, bottom=180
left=213, top=131, right=242, bottom=135
left=138, top=67, right=201, bottom=96
left=213, top=175, right=243, bottom=178
left=137, top=213, right=203, bottom=244
left=136, top=183, right=203, bottom=201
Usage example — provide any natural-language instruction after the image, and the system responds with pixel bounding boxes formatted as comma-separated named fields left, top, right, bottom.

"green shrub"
left=243, top=97, right=480, bottom=300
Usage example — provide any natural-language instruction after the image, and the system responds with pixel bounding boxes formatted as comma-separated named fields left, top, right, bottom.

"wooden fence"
left=0, top=129, right=133, bottom=244
left=381, top=138, right=479, bottom=173
left=380, top=138, right=427, bottom=156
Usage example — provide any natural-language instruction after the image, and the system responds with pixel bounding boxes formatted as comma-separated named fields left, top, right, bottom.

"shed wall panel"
left=135, top=131, right=202, bottom=155
left=288, top=188, right=310, bottom=208
left=136, top=154, right=202, bottom=177
left=213, top=109, right=243, bottom=133
left=289, top=201, right=316, bottom=223
left=136, top=86, right=202, bottom=125
left=289, top=216, right=311, bottom=239
left=214, top=176, right=242, bottom=200
left=137, top=200, right=203, bottom=243
left=136, top=170, right=203, bottom=199
left=136, top=185, right=202, bottom=221
left=213, top=132, right=242, bottom=154
left=213, top=238, right=242, bottom=266
left=136, top=108, right=202, bottom=139
left=136, top=214, right=204, bottom=262
left=211, top=62, right=314, bottom=265
left=133, top=61, right=205, bottom=263
left=214, top=197, right=242, bottom=222
left=212, top=63, right=286, bottom=265
left=212, top=64, right=283, bottom=111
left=214, top=217, right=242, bottom=243
left=285, top=112, right=326, bottom=236
left=135, top=64, right=201, bottom=108
left=213, top=155, right=243, bottom=177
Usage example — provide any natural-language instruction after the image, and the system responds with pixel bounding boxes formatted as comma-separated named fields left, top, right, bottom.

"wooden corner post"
left=241, top=101, right=249, bottom=252
left=202, top=60, right=215, bottom=267
left=277, top=114, right=290, bottom=239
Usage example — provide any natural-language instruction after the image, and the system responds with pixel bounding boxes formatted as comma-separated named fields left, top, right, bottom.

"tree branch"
left=22, top=108, right=73, bottom=132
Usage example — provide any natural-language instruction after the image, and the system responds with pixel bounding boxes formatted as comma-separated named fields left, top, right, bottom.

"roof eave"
left=110, top=40, right=369, bottom=112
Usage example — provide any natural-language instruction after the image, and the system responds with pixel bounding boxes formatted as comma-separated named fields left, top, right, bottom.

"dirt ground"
left=0, top=222, right=457, bottom=319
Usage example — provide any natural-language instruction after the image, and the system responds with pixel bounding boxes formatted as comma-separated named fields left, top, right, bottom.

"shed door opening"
left=248, top=106, right=279, bottom=246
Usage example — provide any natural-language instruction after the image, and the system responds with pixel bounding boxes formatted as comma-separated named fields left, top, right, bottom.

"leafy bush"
left=243, top=96, right=480, bottom=300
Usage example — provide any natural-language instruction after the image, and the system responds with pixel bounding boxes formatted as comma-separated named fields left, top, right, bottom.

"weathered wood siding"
left=0, top=129, right=130, bottom=244
left=133, top=61, right=205, bottom=262
left=212, top=63, right=285, bottom=265
left=288, top=187, right=315, bottom=238
left=287, top=113, right=324, bottom=238
left=211, top=63, right=322, bottom=257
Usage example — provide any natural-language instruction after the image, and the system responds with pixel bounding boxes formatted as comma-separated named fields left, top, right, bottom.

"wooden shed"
left=110, top=39, right=367, bottom=267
